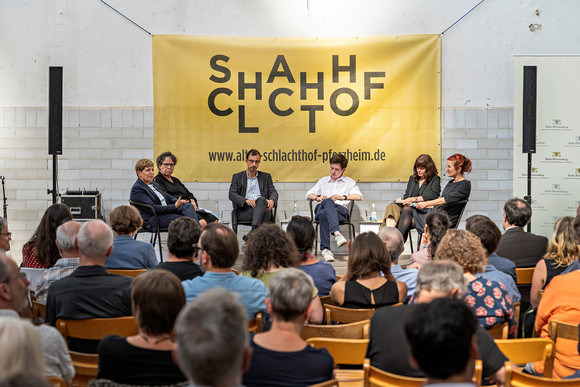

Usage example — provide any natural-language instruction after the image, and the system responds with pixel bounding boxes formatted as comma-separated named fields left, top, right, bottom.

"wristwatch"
left=343, top=195, right=348, bottom=200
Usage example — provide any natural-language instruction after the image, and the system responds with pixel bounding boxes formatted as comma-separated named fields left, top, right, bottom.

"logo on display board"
left=545, top=119, right=569, bottom=129
left=565, top=135, right=580, bottom=147
left=541, top=183, right=569, bottom=196
left=542, top=151, right=570, bottom=163
left=566, top=200, right=580, bottom=212
left=564, top=168, right=580, bottom=179
left=553, top=184, right=561, bottom=190
left=519, top=167, right=546, bottom=179
left=553, top=119, right=562, bottom=125
left=531, top=199, right=548, bottom=212
left=531, top=167, right=538, bottom=173
left=552, top=152, right=561, bottom=157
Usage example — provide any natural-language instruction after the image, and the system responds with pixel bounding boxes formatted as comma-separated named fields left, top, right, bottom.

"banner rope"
left=441, top=0, right=487, bottom=35
left=100, top=0, right=151, bottom=36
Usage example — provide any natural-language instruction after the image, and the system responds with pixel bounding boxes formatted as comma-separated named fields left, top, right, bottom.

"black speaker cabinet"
left=49, top=66, right=63, bottom=155
left=61, top=193, right=103, bottom=220
left=522, top=66, right=537, bottom=154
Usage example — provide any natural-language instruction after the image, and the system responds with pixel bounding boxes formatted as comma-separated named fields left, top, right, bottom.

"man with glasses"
left=0, top=217, right=11, bottom=254
left=229, top=149, right=278, bottom=239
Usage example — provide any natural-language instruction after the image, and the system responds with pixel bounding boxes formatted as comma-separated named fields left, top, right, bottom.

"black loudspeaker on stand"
left=48, top=67, right=63, bottom=204
left=522, top=66, right=537, bottom=233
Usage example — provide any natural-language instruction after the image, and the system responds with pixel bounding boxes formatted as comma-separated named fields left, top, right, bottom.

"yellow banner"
left=152, top=35, right=441, bottom=182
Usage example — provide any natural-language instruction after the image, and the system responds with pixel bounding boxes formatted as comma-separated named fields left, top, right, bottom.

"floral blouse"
left=464, top=278, right=516, bottom=338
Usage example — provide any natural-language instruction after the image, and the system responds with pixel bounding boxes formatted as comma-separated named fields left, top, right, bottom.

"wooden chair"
left=248, top=312, right=263, bottom=333
left=325, top=304, right=375, bottom=324
left=548, top=320, right=579, bottom=363
left=309, top=199, right=356, bottom=255
left=307, top=337, right=369, bottom=385
left=107, top=269, right=146, bottom=278
left=487, top=322, right=509, bottom=339
left=363, top=358, right=426, bottom=387
left=319, top=295, right=336, bottom=310
left=57, top=316, right=139, bottom=386
left=495, top=338, right=555, bottom=377
left=308, top=379, right=339, bottom=387
left=231, top=268, right=240, bottom=275
left=32, top=300, right=46, bottom=325
left=516, top=267, right=535, bottom=285
left=335, top=274, right=342, bottom=281
left=301, top=319, right=370, bottom=340
left=130, top=200, right=168, bottom=262
left=46, top=376, right=68, bottom=387
left=504, top=361, right=580, bottom=386
left=513, top=301, right=521, bottom=334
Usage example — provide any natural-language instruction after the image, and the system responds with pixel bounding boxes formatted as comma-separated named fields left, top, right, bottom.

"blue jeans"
left=315, top=198, right=348, bottom=250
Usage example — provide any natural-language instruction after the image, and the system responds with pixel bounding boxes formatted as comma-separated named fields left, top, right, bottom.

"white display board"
left=514, top=56, right=580, bottom=237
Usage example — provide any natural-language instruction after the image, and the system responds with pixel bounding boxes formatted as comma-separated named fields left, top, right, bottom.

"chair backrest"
left=307, top=337, right=368, bottom=366
left=487, top=322, right=509, bottom=339
left=248, top=312, right=263, bottom=333
left=319, top=295, right=336, bottom=310
left=46, top=376, right=67, bottom=387
left=513, top=301, right=521, bottom=334
left=363, top=358, right=426, bottom=387
left=107, top=269, right=147, bottom=278
left=548, top=320, right=579, bottom=346
left=495, top=338, right=555, bottom=378
left=325, top=304, right=375, bottom=325
left=504, top=361, right=580, bottom=386
left=129, top=200, right=159, bottom=230
left=56, top=316, right=139, bottom=342
left=516, top=267, right=535, bottom=285
left=32, top=301, right=46, bottom=325
left=450, top=199, right=469, bottom=229
left=308, top=379, right=340, bottom=387
left=301, top=319, right=370, bottom=340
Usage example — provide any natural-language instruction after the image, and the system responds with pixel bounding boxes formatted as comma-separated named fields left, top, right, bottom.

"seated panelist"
left=154, top=151, right=218, bottom=228
left=130, top=159, right=198, bottom=230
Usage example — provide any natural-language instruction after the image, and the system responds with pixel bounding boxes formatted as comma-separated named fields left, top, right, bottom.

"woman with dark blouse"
left=330, top=232, right=407, bottom=308
left=154, top=151, right=218, bottom=228
left=415, top=153, right=472, bottom=228
left=381, top=154, right=441, bottom=242
left=97, top=270, right=187, bottom=385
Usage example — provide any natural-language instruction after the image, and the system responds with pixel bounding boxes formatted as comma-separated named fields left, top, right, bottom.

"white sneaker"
left=335, top=233, right=348, bottom=248
left=321, top=249, right=335, bottom=262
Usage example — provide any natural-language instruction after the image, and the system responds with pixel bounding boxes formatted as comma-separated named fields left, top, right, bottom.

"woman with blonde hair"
left=0, top=317, right=45, bottom=380
left=530, top=216, right=579, bottom=309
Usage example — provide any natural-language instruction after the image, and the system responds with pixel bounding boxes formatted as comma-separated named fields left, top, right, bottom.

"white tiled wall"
left=0, top=107, right=514, bottom=263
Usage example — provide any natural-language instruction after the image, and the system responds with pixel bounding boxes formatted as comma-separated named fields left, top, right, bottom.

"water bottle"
left=293, top=201, right=299, bottom=216
left=370, top=203, right=377, bottom=222
left=213, top=201, right=219, bottom=220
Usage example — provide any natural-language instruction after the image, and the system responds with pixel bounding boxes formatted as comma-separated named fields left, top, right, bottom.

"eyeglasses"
left=0, top=232, right=11, bottom=238
left=192, top=243, right=201, bottom=254
left=162, top=163, right=175, bottom=167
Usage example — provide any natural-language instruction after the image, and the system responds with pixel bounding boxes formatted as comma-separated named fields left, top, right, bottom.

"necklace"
left=139, top=334, right=172, bottom=344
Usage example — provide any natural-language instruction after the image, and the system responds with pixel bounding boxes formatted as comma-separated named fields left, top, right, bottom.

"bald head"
left=378, top=227, right=404, bottom=264
left=56, top=221, right=81, bottom=258
left=76, top=220, right=114, bottom=264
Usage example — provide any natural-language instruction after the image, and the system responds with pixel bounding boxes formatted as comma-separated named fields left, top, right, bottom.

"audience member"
left=155, top=217, right=203, bottom=281
left=130, top=158, right=199, bottom=230
left=366, top=260, right=507, bottom=383
left=105, top=205, right=157, bottom=269
left=241, top=224, right=323, bottom=324
left=98, top=270, right=186, bottom=385
left=154, top=151, right=219, bottom=228
left=465, top=216, right=520, bottom=304
left=306, top=153, right=362, bottom=262
left=287, top=216, right=336, bottom=297
left=378, top=226, right=417, bottom=300
left=408, top=211, right=450, bottom=267
left=0, top=255, right=74, bottom=382
left=0, top=217, right=10, bottom=254
left=35, top=221, right=81, bottom=304
left=22, top=203, right=73, bottom=268
left=465, top=215, right=515, bottom=280
left=529, top=264, right=580, bottom=378
left=404, top=298, right=479, bottom=387
left=229, top=149, right=278, bottom=239
left=45, top=220, right=132, bottom=352
left=181, top=223, right=268, bottom=318
left=0, top=317, right=45, bottom=380
left=175, top=288, right=252, bottom=387
left=330, top=232, right=406, bottom=308
left=243, top=269, right=334, bottom=387
left=435, top=230, right=516, bottom=337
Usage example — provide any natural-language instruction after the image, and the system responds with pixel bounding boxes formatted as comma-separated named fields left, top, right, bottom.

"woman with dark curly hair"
left=154, top=151, right=218, bottom=228
left=22, top=204, right=73, bottom=268
left=105, top=205, right=158, bottom=269
left=435, top=230, right=516, bottom=337
left=241, top=224, right=323, bottom=324
left=330, top=232, right=407, bottom=308
left=286, top=216, right=336, bottom=297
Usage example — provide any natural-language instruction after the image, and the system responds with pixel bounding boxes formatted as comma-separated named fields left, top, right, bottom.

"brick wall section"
left=0, top=107, right=513, bottom=262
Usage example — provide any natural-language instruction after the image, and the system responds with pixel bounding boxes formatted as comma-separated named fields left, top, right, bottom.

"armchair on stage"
left=231, top=202, right=278, bottom=235
left=309, top=199, right=356, bottom=255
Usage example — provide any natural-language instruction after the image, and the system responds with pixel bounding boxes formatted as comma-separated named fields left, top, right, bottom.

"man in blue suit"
left=130, top=158, right=198, bottom=230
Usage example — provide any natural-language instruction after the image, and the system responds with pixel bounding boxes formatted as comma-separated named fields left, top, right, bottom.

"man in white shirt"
left=306, top=154, right=362, bottom=261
